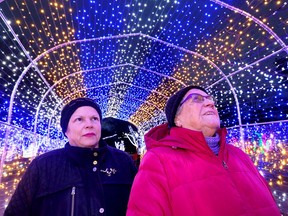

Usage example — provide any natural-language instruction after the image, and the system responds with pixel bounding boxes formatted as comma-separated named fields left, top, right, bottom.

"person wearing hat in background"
left=4, top=98, right=137, bottom=216
left=127, top=86, right=280, bottom=216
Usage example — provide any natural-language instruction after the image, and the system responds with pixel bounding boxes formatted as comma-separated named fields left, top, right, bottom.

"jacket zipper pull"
left=71, top=186, right=76, bottom=216
left=222, top=161, right=228, bottom=169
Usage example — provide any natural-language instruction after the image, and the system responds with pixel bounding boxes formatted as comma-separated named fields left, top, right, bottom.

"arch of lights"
left=3, top=34, right=287, bottom=164
left=1, top=33, right=241, bottom=167
left=45, top=83, right=167, bottom=136
left=5, top=33, right=237, bottom=129
left=0, top=0, right=287, bottom=213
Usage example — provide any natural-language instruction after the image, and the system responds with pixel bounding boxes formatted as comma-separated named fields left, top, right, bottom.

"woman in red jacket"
left=127, top=85, right=280, bottom=216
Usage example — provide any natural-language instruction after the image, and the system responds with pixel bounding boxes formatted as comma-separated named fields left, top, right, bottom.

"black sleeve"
left=4, top=159, right=39, bottom=216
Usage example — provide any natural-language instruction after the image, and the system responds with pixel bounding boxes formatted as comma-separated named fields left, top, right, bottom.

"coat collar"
left=65, top=139, right=108, bottom=166
left=145, top=123, right=228, bottom=157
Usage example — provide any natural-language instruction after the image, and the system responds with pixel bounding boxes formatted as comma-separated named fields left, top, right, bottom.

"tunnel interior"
left=0, top=0, right=287, bottom=214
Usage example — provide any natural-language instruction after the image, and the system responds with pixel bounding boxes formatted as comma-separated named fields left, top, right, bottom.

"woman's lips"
left=83, top=133, right=95, bottom=137
left=204, top=111, right=215, bottom=115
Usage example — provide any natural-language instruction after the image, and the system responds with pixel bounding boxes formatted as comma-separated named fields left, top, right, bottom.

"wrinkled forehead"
left=183, top=88, right=208, bottom=99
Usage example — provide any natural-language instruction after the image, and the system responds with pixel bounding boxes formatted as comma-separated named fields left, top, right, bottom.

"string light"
left=0, top=0, right=287, bottom=214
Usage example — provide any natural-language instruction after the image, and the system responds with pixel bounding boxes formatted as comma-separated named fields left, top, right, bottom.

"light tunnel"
left=0, top=0, right=287, bottom=214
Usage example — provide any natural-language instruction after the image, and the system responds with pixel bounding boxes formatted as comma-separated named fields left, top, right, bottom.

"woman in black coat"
left=5, top=98, right=137, bottom=216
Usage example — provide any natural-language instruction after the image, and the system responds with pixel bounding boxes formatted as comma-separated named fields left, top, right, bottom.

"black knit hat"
left=165, top=86, right=208, bottom=128
left=60, top=98, right=102, bottom=135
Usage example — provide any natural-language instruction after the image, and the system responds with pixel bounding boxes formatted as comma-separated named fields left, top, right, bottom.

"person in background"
left=127, top=85, right=280, bottom=216
left=5, top=98, right=137, bottom=216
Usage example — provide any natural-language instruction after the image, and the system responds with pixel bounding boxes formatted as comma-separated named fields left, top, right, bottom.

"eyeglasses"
left=179, top=93, right=217, bottom=107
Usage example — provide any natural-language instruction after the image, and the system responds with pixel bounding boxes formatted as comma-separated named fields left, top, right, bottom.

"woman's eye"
left=76, top=117, right=82, bottom=122
left=193, top=95, right=203, bottom=102
left=92, top=117, right=98, bottom=121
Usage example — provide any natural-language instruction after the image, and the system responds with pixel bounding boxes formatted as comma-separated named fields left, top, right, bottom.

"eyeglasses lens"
left=192, top=94, right=204, bottom=103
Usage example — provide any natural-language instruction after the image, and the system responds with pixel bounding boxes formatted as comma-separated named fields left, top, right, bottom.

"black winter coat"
left=4, top=140, right=137, bottom=216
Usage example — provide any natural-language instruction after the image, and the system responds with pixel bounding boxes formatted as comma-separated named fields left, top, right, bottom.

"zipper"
left=71, top=186, right=76, bottom=216
left=222, top=160, right=228, bottom=170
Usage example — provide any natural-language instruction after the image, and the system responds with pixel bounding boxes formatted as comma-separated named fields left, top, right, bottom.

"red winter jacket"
left=127, top=123, right=280, bottom=216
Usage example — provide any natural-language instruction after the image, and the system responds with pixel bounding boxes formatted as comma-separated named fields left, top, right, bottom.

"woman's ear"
left=174, top=116, right=182, bottom=127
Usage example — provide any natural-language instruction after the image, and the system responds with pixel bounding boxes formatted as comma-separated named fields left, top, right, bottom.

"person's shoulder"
left=226, top=144, right=251, bottom=158
left=226, top=143, right=244, bottom=152
left=147, top=145, right=175, bottom=157
left=107, top=145, right=130, bottom=156
left=34, top=148, right=65, bottom=162
left=106, top=146, right=137, bottom=165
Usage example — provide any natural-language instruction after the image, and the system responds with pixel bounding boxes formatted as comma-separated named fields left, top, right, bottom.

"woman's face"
left=65, top=106, right=101, bottom=148
left=175, top=88, right=220, bottom=137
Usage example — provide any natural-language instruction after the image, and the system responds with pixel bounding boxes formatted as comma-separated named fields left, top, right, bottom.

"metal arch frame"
left=208, top=0, right=288, bottom=144
left=0, top=10, right=60, bottom=102
left=209, top=45, right=288, bottom=88
left=210, top=0, right=288, bottom=54
left=0, top=10, right=51, bottom=88
left=227, top=119, right=288, bottom=129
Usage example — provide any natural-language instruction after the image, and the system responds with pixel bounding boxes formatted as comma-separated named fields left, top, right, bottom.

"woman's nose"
left=85, top=120, right=94, bottom=127
left=204, top=98, right=216, bottom=107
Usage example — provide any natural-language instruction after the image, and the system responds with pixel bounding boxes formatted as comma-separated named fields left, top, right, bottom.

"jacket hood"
left=144, top=123, right=170, bottom=150
left=144, top=123, right=227, bottom=154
